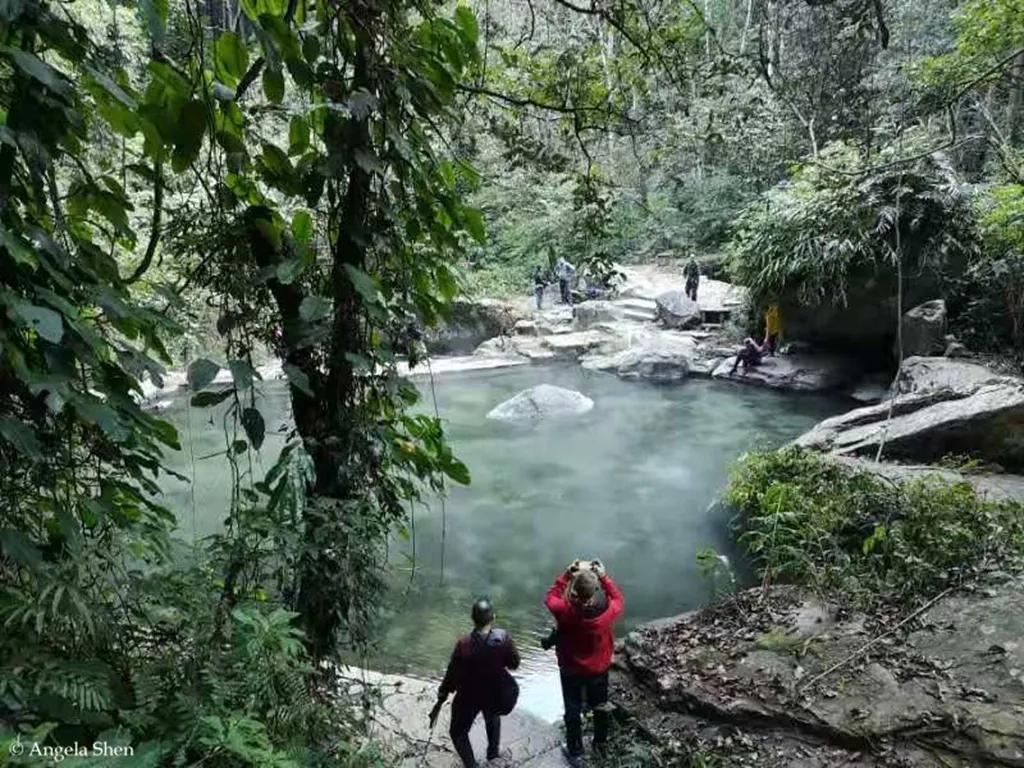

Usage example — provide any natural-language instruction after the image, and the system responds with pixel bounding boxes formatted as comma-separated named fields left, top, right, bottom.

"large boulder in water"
left=655, top=290, right=701, bottom=330
left=582, top=332, right=695, bottom=383
left=899, top=299, right=947, bottom=359
left=486, top=384, right=594, bottom=422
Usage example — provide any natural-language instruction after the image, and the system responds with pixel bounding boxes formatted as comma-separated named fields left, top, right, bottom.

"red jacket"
left=545, top=572, right=624, bottom=676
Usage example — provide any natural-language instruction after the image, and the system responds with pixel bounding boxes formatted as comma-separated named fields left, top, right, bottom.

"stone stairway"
left=612, top=297, right=657, bottom=323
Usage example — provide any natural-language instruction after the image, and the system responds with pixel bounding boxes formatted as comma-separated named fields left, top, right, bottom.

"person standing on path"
left=432, top=598, right=521, bottom=768
left=683, top=257, right=700, bottom=302
left=533, top=265, right=548, bottom=310
left=554, top=257, right=576, bottom=305
left=545, top=559, right=625, bottom=766
left=763, top=303, right=783, bottom=356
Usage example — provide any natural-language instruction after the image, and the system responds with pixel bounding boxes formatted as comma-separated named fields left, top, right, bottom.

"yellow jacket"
left=764, top=305, right=783, bottom=336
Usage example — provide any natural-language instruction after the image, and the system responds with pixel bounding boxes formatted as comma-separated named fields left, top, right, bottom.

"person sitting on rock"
left=730, top=337, right=768, bottom=375
left=545, top=559, right=624, bottom=766
left=431, top=598, right=521, bottom=768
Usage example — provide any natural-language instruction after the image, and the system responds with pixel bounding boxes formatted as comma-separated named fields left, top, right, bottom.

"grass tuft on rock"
left=725, top=447, right=1024, bottom=606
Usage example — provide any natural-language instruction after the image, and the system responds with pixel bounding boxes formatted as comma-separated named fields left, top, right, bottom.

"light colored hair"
left=571, top=569, right=599, bottom=602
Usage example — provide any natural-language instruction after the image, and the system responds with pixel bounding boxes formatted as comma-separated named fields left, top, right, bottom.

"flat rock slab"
left=711, top=353, right=857, bottom=392
left=337, top=668, right=563, bottom=768
left=796, top=379, right=1024, bottom=470
left=613, top=582, right=1024, bottom=767
left=897, top=356, right=1004, bottom=396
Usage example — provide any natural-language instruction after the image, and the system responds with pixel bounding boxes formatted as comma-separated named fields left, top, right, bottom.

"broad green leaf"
left=11, top=301, right=63, bottom=342
left=241, top=407, right=265, bottom=450
left=444, top=456, right=471, bottom=485
left=463, top=208, right=486, bottom=243
left=291, top=210, right=313, bottom=243
left=455, top=6, right=480, bottom=45
left=0, top=416, right=41, bottom=457
left=299, top=295, right=330, bottom=323
left=229, top=359, right=255, bottom=390
left=0, top=228, right=36, bottom=267
left=262, top=67, right=284, bottom=103
left=2, top=47, right=71, bottom=99
left=187, top=358, right=221, bottom=390
left=190, top=389, right=235, bottom=407
left=276, top=257, right=307, bottom=284
left=283, top=363, right=313, bottom=396
left=215, top=32, right=249, bottom=86
left=0, top=529, right=42, bottom=567
left=344, top=264, right=381, bottom=304
left=138, top=0, right=169, bottom=47
left=288, top=116, right=309, bottom=155
left=172, top=99, right=208, bottom=172
left=303, top=35, right=320, bottom=64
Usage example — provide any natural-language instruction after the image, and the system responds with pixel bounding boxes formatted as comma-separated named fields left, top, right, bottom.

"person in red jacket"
left=545, top=558, right=624, bottom=765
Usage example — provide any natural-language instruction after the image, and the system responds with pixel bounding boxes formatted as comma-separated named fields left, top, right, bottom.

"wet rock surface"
left=612, top=582, right=1024, bottom=767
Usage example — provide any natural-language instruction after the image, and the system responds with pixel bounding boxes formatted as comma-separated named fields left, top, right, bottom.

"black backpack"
left=473, top=629, right=519, bottom=716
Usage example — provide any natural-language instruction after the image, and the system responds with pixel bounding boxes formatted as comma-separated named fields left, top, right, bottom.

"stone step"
left=621, top=308, right=656, bottom=323
left=614, top=297, right=657, bottom=312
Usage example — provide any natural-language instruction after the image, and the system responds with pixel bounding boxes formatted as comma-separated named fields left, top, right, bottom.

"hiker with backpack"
left=545, top=558, right=625, bottom=766
left=430, top=598, right=521, bottom=767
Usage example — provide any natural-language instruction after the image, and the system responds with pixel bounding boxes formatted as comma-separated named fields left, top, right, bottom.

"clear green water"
left=157, top=364, right=844, bottom=721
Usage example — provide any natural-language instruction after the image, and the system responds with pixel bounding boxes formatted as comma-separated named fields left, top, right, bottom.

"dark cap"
left=471, top=597, right=495, bottom=628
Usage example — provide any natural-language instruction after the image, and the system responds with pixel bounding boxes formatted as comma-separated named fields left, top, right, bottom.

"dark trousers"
left=535, top=285, right=544, bottom=309
left=560, top=670, right=609, bottom=757
left=685, top=279, right=698, bottom=301
left=559, top=278, right=572, bottom=305
left=450, top=696, right=500, bottom=767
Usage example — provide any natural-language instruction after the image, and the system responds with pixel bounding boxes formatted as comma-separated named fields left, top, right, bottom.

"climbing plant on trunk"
left=168, top=0, right=480, bottom=656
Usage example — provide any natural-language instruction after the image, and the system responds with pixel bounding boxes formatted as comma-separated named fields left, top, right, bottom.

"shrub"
left=729, top=142, right=979, bottom=313
left=725, top=447, right=1024, bottom=605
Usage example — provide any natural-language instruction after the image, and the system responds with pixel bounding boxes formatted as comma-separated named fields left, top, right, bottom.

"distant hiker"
left=554, top=257, right=577, bottom=305
left=545, top=559, right=624, bottom=766
left=730, top=337, right=767, bottom=375
left=533, top=265, right=547, bottom=310
left=683, top=257, right=700, bottom=302
left=431, top=598, right=520, bottom=768
left=763, top=304, right=783, bottom=356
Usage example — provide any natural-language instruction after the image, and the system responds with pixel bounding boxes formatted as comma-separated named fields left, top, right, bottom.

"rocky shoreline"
left=611, top=579, right=1024, bottom=767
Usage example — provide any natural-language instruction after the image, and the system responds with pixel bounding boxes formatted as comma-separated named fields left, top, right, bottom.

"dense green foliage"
left=0, top=0, right=478, bottom=763
left=726, top=448, right=1024, bottom=606
left=730, top=145, right=977, bottom=309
